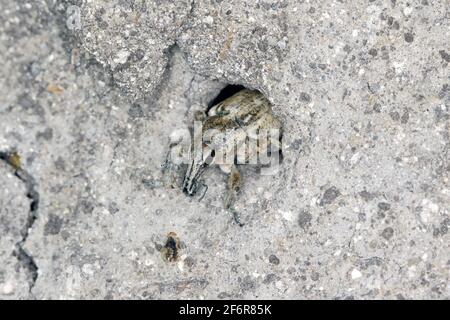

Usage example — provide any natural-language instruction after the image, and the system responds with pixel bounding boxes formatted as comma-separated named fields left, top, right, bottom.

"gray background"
left=0, top=0, right=448, bottom=299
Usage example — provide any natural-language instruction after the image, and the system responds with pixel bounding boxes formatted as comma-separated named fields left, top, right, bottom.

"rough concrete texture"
left=0, top=161, right=33, bottom=299
left=0, top=0, right=449, bottom=299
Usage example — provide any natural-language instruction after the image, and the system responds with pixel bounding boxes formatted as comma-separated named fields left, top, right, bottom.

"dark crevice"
left=0, top=151, right=39, bottom=293
left=143, top=43, right=179, bottom=108
left=207, top=84, right=246, bottom=112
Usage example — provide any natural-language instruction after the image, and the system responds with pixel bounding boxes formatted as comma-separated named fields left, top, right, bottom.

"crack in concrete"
left=0, top=151, right=39, bottom=294
left=146, top=43, right=179, bottom=105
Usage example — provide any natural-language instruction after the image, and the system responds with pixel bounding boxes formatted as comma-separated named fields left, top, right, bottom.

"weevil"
left=164, top=88, right=282, bottom=225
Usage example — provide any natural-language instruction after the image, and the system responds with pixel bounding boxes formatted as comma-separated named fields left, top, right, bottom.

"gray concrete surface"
left=0, top=0, right=449, bottom=299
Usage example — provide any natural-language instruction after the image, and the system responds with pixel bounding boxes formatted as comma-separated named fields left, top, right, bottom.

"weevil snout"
left=182, top=170, right=199, bottom=196
left=182, top=147, right=215, bottom=196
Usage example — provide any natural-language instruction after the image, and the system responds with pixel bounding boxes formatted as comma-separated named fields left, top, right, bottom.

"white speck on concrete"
left=203, top=16, right=214, bottom=25
left=113, top=49, right=130, bottom=65
left=351, top=268, right=362, bottom=280
left=279, top=210, right=294, bottom=222
left=2, top=282, right=14, bottom=295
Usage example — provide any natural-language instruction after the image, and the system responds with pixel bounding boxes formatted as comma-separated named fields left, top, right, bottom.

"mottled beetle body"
left=166, top=88, right=282, bottom=225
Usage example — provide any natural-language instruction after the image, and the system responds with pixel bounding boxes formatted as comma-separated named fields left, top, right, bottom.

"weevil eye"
left=204, top=149, right=215, bottom=165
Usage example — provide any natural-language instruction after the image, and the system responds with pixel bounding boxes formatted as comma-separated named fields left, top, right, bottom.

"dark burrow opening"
left=206, top=84, right=245, bottom=113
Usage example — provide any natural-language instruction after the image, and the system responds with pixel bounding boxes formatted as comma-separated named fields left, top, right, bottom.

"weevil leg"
left=224, top=165, right=241, bottom=208
left=162, top=149, right=178, bottom=188
left=162, top=137, right=187, bottom=189
left=194, top=110, right=207, bottom=122
left=224, top=165, right=244, bottom=226
left=229, top=207, right=244, bottom=227
left=198, top=182, right=208, bottom=202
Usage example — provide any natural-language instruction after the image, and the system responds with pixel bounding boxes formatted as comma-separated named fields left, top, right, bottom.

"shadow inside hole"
left=206, top=84, right=246, bottom=114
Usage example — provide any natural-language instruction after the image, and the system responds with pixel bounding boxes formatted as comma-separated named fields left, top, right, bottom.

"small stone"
left=368, top=48, right=378, bottom=57
left=18, top=94, right=36, bottom=110
left=401, top=110, right=409, bottom=124
left=133, top=49, right=145, bottom=62
left=390, top=111, right=400, bottom=121
left=263, top=273, right=279, bottom=284
left=359, top=190, right=375, bottom=202
left=240, top=275, right=256, bottom=291
left=298, top=210, right=312, bottom=229
left=392, top=21, right=400, bottom=30
left=128, top=103, right=144, bottom=119
left=44, top=214, right=63, bottom=235
left=184, top=256, right=195, bottom=268
left=257, top=40, right=269, bottom=52
left=373, top=103, right=382, bottom=113
left=78, top=199, right=94, bottom=214
left=378, top=202, right=391, bottom=211
left=320, top=186, right=341, bottom=206
left=54, top=157, right=66, bottom=171
left=47, top=84, right=64, bottom=94
left=290, top=139, right=302, bottom=150
left=439, top=50, right=450, bottom=63
left=358, top=212, right=366, bottom=221
left=36, top=128, right=53, bottom=140
left=404, top=32, right=414, bottom=43
left=311, top=272, right=320, bottom=281
left=108, top=202, right=119, bottom=215
left=438, top=84, right=449, bottom=99
left=269, top=254, right=280, bottom=265
left=381, top=227, right=394, bottom=240
left=300, top=92, right=312, bottom=103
